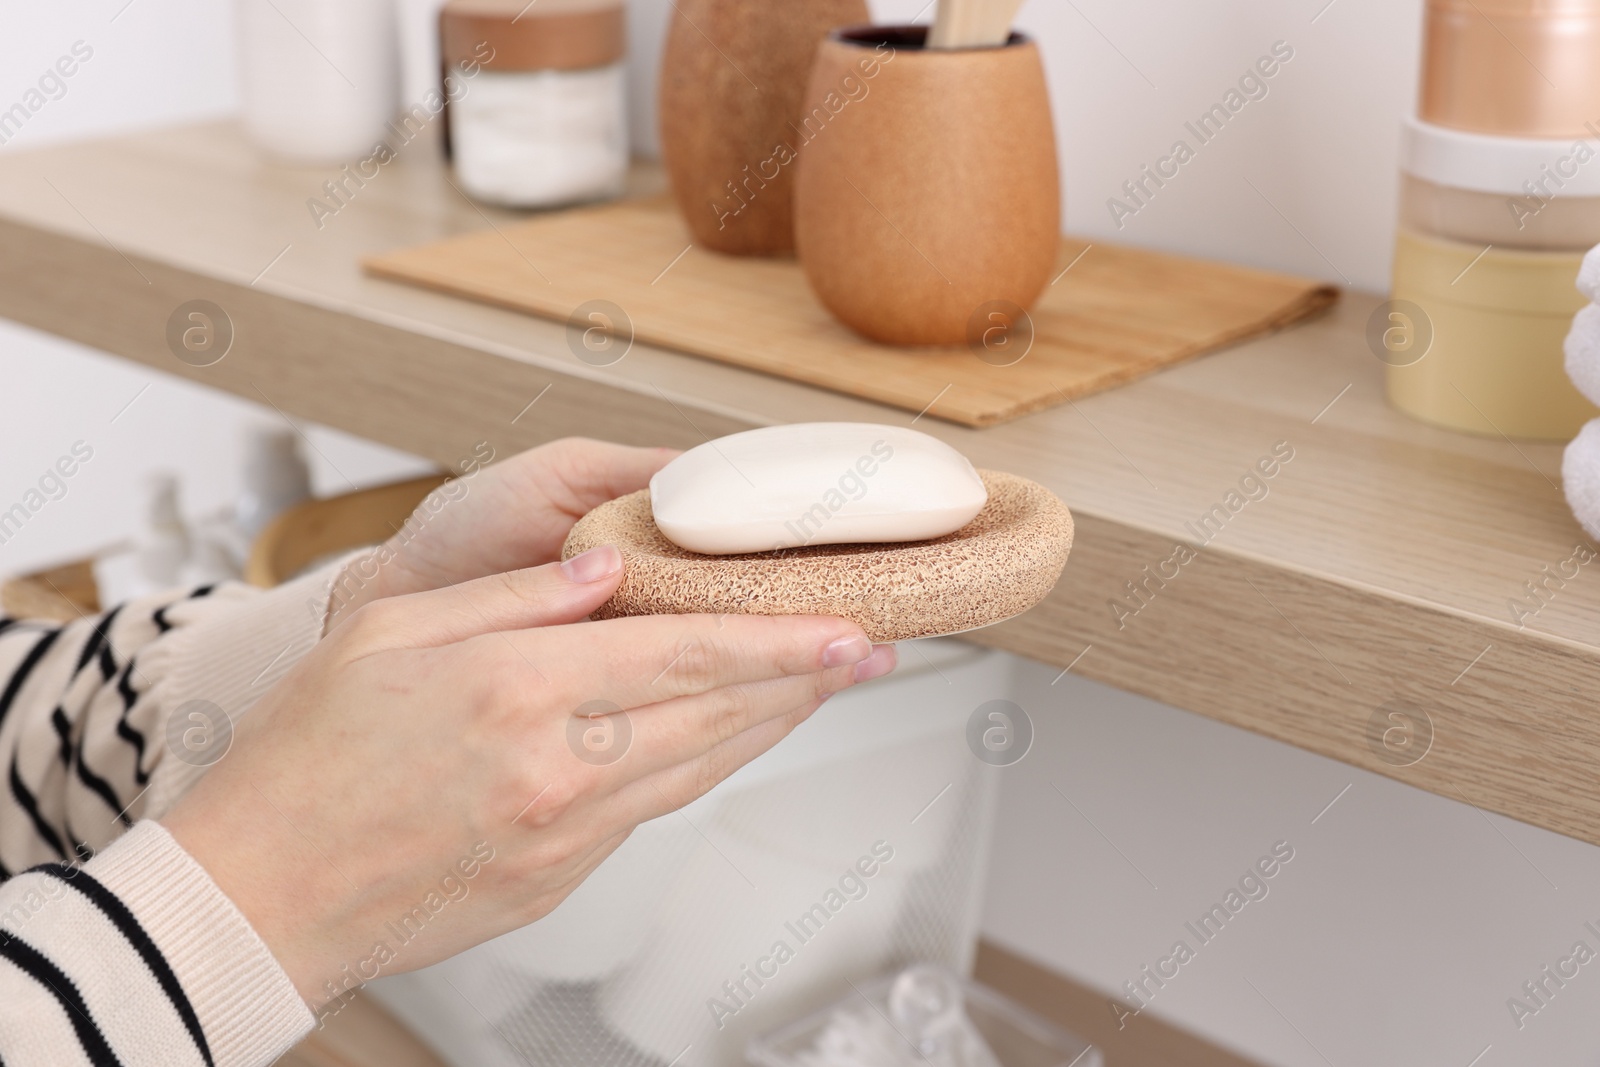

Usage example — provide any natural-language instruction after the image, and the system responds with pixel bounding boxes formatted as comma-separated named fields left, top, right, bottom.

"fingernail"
left=822, top=634, right=872, bottom=668
left=561, top=545, right=622, bottom=583
left=853, top=644, right=898, bottom=683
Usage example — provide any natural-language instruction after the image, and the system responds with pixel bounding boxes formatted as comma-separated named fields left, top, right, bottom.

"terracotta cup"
left=794, top=25, right=1060, bottom=347
left=658, top=0, right=868, bottom=256
left=1420, top=0, right=1600, bottom=138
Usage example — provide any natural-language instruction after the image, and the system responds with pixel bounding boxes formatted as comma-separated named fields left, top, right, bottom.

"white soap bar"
left=649, top=423, right=988, bottom=555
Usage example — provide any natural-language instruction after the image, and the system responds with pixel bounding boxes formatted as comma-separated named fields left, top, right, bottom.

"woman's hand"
left=161, top=548, right=895, bottom=1011
left=329, top=438, right=676, bottom=627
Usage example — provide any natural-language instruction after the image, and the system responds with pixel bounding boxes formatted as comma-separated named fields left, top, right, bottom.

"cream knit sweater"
left=0, top=561, right=349, bottom=1066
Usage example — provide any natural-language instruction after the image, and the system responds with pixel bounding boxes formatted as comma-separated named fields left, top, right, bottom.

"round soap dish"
left=561, top=470, right=1073, bottom=642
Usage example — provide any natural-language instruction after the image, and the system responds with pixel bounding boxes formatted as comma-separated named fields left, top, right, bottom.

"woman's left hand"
left=329, top=437, right=676, bottom=627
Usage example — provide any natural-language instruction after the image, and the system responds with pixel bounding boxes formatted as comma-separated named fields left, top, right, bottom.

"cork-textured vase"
left=658, top=0, right=868, bottom=256
left=794, top=25, right=1060, bottom=346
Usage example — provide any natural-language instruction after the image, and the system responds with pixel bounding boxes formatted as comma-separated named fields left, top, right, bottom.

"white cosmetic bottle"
left=236, top=0, right=400, bottom=163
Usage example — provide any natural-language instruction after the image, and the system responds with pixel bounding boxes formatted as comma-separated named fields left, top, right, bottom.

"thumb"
left=542, top=439, right=679, bottom=515
left=347, top=546, right=624, bottom=650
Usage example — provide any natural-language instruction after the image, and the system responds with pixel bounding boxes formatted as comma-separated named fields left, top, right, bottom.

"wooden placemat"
left=365, top=197, right=1338, bottom=427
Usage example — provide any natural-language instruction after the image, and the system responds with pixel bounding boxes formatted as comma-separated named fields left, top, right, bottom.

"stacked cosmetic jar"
left=1386, top=0, right=1600, bottom=441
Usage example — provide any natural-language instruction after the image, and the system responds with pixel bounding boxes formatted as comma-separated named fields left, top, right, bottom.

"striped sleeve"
left=0, top=561, right=347, bottom=873
left=0, top=821, right=312, bottom=1067
left=0, top=558, right=355, bottom=1065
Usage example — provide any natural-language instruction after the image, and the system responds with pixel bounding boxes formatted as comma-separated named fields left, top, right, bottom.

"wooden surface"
left=278, top=994, right=447, bottom=1067
left=246, top=474, right=446, bottom=586
left=1, top=122, right=1599, bottom=848
left=0, top=558, right=100, bottom=623
left=274, top=941, right=1244, bottom=1067
left=973, top=941, right=1265, bottom=1067
left=365, top=196, right=1336, bottom=426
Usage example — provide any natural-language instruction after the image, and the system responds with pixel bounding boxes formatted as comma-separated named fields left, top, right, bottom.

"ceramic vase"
left=658, top=0, right=868, bottom=256
left=794, top=25, right=1060, bottom=346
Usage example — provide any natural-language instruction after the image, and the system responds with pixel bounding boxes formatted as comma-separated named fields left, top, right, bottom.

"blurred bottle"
left=397, top=0, right=450, bottom=111
left=134, top=473, right=192, bottom=589
left=235, top=424, right=313, bottom=541
left=236, top=0, right=400, bottom=163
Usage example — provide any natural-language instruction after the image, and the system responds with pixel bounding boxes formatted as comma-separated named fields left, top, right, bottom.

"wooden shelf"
left=1, top=121, right=1596, bottom=846
left=281, top=943, right=1256, bottom=1067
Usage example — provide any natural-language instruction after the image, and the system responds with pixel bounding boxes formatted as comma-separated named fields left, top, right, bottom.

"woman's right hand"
left=160, top=545, right=896, bottom=1010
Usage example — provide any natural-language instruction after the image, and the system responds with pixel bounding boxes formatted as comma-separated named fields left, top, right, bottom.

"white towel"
left=1580, top=243, right=1600, bottom=304
left=1563, top=418, right=1600, bottom=540
left=1559, top=245, right=1600, bottom=537
left=1565, top=303, right=1600, bottom=408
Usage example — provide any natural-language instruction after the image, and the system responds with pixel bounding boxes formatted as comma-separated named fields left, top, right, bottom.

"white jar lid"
left=1401, top=116, right=1600, bottom=198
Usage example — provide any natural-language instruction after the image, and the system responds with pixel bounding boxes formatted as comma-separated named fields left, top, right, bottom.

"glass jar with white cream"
left=440, top=0, right=628, bottom=208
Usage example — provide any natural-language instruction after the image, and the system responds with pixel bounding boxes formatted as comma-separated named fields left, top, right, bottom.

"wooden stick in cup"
left=928, top=0, right=1025, bottom=48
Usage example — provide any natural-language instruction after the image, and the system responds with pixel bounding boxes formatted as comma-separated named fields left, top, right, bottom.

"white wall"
left=0, top=321, right=434, bottom=578
left=2, top=0, right=1421, bottom=290
left=986, top=657, right=1600, bottom=1065
left=873, top=0, right=1421, bottom=292
left=0, top=0, right=237, bottom=147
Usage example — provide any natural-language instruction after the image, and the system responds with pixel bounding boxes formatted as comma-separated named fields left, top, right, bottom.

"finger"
left=539, top=438, right=679, bottom=515
left=501, top=612, right=875, bottom=710
left=342, top=549, right=625, bottom=650
left=471, top=440, right=679, bottom=573
left=603, top=695, right=827, bottom=829
left=575, top=645, right=897, bottom=784
left=564, top=671, right=843, bottom=784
